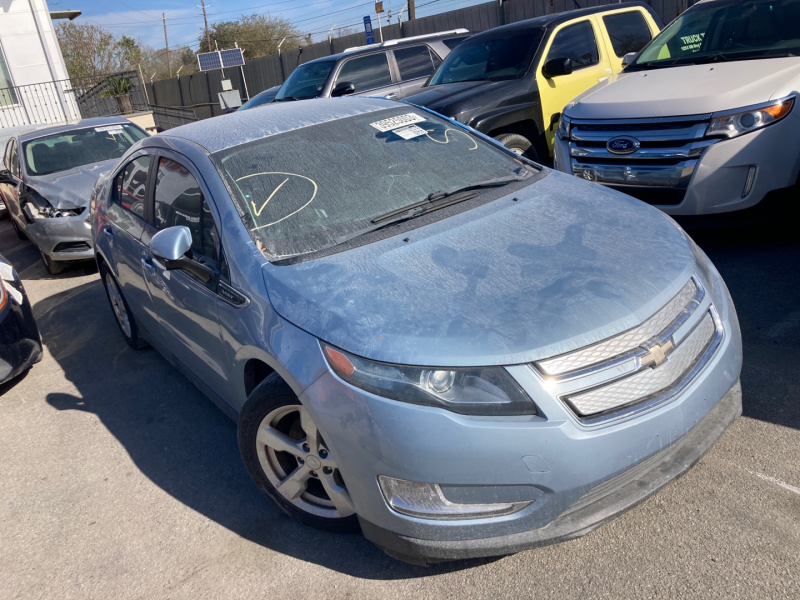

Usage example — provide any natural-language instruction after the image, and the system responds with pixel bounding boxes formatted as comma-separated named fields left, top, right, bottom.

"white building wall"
left=0, top=0, right=76, bottom=127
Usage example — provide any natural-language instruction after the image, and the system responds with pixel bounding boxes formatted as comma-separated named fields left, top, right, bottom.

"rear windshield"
left=213, top=107, right=531, bottom=259
left=428, top=28, right=544, bottom=85
left=630, top=0, right=800, bottom=69
left=276, top=60, right=337, bottom=100
left=23, top=123, right=147, bottom=176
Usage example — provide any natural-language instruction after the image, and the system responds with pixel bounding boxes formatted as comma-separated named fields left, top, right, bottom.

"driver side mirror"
left=331, top=81, right=356, bottom=97
left=149, top=226, right=215, bottom=284
left=621, top=52, right=638, bottom=67
left=542, top=57, right=573, bottom=79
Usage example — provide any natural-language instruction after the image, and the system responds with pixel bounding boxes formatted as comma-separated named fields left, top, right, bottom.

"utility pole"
left=162, top=13, right=172, bottom=78
left=199, top=0, right=212, bottom=53
left=408, top=0, right=415, bottom=20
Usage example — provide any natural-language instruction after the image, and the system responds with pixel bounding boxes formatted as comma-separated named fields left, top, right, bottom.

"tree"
left=56, top=23, right=146, bottom=80
left=56, top=22, right=117, bottom=80
left=199, top=14, right=305, bottom=58
left=116, top=36, right=143, bottom=71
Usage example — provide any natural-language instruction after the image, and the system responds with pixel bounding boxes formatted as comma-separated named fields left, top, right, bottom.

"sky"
left=51, top=0, right=488, bottom=53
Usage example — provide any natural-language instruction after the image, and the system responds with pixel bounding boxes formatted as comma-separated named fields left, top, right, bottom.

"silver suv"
left=274, top=29, right=471, bottom=101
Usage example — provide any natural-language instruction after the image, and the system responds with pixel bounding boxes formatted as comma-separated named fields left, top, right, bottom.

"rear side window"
left=394, top=45, right=438, bottom=80
left=154, top=158, right=219, bottom=264
left=603, top=11, right=653, bottom=57
left=547, top=21, right=599, bottom=70
left=335, top=53, right=392, bottom=92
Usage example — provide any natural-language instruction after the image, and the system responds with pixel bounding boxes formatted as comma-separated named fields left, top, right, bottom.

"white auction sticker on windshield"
left=392, top=124, right=427, bottom=140
left=95, top=125, right=124, bottom=132
left=369, top=113, right=426, bottom=132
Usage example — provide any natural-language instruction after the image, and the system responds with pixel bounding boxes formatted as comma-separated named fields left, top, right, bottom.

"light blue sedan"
left=91, top=97, right=742, bottom=564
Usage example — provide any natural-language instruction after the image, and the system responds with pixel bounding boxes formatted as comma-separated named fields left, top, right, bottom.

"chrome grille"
left=566, top=311, right=716, bottom=417
left=567, top=114, right=718, bottom=199
left=537, top=278, right=699, bottom=376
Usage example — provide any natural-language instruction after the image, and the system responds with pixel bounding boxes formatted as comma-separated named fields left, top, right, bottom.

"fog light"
left=378, top=476, right=531, bottom=520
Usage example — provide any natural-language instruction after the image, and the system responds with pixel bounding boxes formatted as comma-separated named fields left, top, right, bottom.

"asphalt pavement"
left=0, top=215, right=798, bottom=599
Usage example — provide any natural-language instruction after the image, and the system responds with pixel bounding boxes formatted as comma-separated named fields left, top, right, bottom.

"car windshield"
left=276, top=60, right=337, bottom=100
left=23, top=123, right=147, bottom=176
left=629, top=0, right=800, bottom=70
left=239, top=87, right=280, bottom=110
left=428, top=28, right=544, bottom=85
left=213, top=107, right=532, bottom=259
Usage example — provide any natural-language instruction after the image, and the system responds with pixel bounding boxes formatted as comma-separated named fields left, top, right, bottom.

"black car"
left=402, top=3, right=661, bottom=162
left=0, top=254, right=42, bottom=385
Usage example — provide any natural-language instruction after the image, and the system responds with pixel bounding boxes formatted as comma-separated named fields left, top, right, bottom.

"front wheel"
left=494, top=133, right=539, bottom=162
left=40, top=250, right=65, bottom=275
left=11, top=216, right=26, bottom=241
left=238, top=373, right=359, bottom=532
left=100, top=264, right=148, bottom=350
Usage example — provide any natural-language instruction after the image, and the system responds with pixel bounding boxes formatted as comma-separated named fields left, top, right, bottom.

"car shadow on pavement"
left=39, top=280, right=495, bottom=578
left=685, top=222, right=800, bottom=432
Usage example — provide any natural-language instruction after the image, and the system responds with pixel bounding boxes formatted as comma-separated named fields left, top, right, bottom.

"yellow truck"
left=404, top=2, right=662, bottom=162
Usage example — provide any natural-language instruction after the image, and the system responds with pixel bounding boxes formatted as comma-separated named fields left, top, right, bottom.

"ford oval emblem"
left=606, top=136, right=640, bottom=155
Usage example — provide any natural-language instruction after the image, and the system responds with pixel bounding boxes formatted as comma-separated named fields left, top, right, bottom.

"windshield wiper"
left=424, top=174, right=527, bottom=203
left=334, top=173, right=529, bottom=246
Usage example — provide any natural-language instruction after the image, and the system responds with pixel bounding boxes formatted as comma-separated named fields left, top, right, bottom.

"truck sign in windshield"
left=629, top=0, right=800, bottom=70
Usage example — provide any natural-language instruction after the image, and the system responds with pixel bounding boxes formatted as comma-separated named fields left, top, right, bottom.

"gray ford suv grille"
left=567, top=115, right=719, bottom=205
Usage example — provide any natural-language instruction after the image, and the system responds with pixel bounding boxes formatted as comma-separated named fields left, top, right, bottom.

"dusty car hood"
left=403, top=80, right=522, bottom=120
left=566, top=58, right=800, bottom=119
left=262, top=171, right=696, bottom=367
left=27, top=158, right=118, bottom=210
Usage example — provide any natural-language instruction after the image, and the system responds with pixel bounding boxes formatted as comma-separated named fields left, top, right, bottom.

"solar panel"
left=197, top=51, right=222, bottom=71
left=220, top=48, right=245, bottom=68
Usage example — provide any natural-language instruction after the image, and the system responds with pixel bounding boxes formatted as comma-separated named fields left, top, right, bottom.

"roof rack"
left=343, top=28, right=469, bottom=53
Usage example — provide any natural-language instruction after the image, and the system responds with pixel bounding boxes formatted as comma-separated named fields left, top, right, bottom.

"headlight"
left=706, top=96, right=794, bottom=139
left=556, top=114, right=571, bottom=140
left=322, top=344, right=535, bottom=416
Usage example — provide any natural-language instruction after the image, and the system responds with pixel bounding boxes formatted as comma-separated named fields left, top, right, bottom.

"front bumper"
left=554, top=108, right=800, bottom=216
left=24, top=212, right=94, bottom=262
left=361, top=379, right=741, bottom=564
left=297, top=261, right=741, bottom=564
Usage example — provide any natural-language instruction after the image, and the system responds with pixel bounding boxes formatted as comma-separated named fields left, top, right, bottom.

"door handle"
left=385, top=92, right=399, bottom=98
left=103, top=226, right=114, bottom=238
left=141, top=257, right=155, bottom=271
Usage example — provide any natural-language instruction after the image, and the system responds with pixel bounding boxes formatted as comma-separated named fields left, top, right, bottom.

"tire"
left=40, top=250, right=65, bottom=276
left=99, top=264, right=149, bottom=350
left=11, top=216, right=26, bottom=241
left=494, top=133, right=539, bottom=162
left=238, top=373, right=359, bottom=532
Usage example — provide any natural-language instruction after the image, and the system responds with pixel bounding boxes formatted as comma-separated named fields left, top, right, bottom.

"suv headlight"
left=322, top=344, right=535, bottom=416
left=556, top=114, right=571, bottom=140
left=706, top=96, right=794, bottom=139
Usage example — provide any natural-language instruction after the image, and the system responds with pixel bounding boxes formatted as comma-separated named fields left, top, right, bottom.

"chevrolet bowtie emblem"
left=640, top=339, right=675, bottom=368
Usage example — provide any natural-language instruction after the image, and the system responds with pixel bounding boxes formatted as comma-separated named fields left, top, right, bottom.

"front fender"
left=469, top=101, right=544, bottom=136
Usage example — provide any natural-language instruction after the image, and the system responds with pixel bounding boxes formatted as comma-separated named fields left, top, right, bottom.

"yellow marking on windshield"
left=424, top=128, right=478, bottom=150
left=251, top=177, right=289, bottom=216
left=234, top=171, right=319, bottom=230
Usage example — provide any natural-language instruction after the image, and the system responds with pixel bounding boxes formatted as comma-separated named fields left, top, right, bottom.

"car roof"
left=469, top=1, right=654, bottom=37
left=17, top=117, right=137, bottom=143
left=300, top=29, right=470, bottom=67
left=157, top=97, right=409, bottom=154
